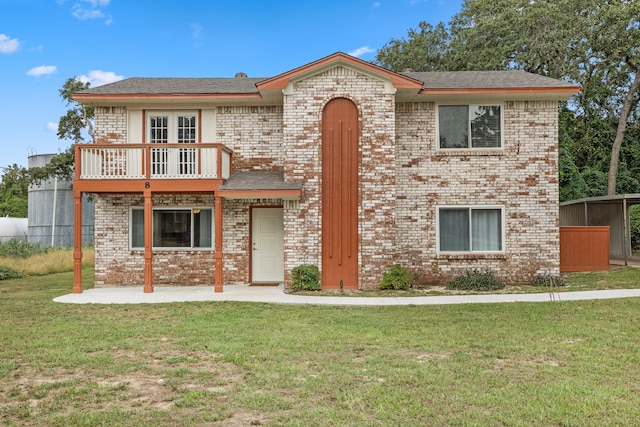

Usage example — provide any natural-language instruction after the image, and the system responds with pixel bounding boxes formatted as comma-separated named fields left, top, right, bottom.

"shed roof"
left=217, top=171, right=302, bottom=200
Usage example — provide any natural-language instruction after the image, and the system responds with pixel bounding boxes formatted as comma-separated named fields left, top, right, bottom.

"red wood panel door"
left=322, top=98, right=359, bottom=289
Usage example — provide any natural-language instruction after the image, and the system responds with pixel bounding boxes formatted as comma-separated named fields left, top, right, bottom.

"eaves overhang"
left=217, top=171, right=302, bottom=200
left=420, top=86, right=580, bottom=97
left=72, top=92, right=264, bottom=107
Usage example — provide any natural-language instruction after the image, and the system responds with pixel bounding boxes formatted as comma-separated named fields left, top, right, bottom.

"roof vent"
left=235, top=72, right=248, bottom=78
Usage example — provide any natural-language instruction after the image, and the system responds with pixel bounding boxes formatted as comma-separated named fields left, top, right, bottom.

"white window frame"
left=436, top=205, right=505, bottom=254
left=146, top=111, right=199, bottom=144
left=436, top=104, right=504, bottom=150
left=130, top=206, right=213, bottom=250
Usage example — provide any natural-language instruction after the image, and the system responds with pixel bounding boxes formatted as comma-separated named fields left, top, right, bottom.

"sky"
left=0, top=0, right=462, bottom=172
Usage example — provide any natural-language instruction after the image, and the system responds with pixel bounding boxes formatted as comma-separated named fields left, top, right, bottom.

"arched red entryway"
left=321, top=98, right=359, bottom=289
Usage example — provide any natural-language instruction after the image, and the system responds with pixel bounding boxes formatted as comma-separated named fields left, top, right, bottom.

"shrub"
left=531, top=273, right=565, bottom=287
left=291, top=264, right=320, bottom=291
left=0, top=239, right=49, bottom=259
left=0, top=265, right=21, bottom=281
left=447, top=269, right=505, bottom=291
left=380, top=264, right=411, bottom=290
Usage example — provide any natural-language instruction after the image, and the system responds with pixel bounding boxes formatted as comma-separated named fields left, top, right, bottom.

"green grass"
left=1, top=268, right=640, bottom=425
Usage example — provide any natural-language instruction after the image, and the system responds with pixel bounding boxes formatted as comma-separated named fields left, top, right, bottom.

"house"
left=70, top=52, right=579, bottom=293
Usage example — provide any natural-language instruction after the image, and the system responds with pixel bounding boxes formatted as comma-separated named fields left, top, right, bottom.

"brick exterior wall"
left=89, top=65, right=560, bottom=289
left=216, top=106, right=283, bottom=171
left=94, top=106, right=127, bottom=144
left=395, top=100, right=559, bottom=284
left=282, top=66, right=397, bottom=289
left=94, top=193, right=217, bottom=286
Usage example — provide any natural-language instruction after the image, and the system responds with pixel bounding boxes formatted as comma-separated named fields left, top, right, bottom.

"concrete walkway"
left=53, top=284, right=640, bottom=306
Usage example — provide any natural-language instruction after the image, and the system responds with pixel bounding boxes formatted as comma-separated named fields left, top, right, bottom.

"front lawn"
left=1, top=268, right=639, bottom=426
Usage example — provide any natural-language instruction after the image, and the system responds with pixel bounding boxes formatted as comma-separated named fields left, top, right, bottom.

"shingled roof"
left=78, top=77, right=267, bottom=95
left=217, top=171, right=302, bottom=199
left=77, top=67, right=576, bottom=96
left=402, top=70, right=577, bottom=90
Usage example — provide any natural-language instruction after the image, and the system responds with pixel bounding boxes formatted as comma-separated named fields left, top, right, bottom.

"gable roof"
left=256, top=52, right=424, bottom=91
left=73, top=52, right=579, bottom=103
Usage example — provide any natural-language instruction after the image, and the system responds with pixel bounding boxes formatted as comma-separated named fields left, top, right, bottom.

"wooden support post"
left=143, top=190, right=154, bottom=293
left=214, top=195, right=223, bottom=293
left=72, top=192, right=83, bottom=293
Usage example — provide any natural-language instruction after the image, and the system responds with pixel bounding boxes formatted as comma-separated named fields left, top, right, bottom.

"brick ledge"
left=437, top=253, right=508, bottom=260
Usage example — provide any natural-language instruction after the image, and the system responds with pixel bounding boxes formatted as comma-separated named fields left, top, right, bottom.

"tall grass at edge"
left=0, top=247, right=95, bottom=276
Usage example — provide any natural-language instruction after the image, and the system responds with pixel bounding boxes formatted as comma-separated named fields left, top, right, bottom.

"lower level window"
left=438, top=207, right=503, bottom=252
left=131, top=208, right=212, bottom=248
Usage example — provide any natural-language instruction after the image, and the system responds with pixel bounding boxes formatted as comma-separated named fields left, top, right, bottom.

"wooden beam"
left=72, top=178, right=223, bottom=194
left=143, top=190, right=154, bottom=293
left=214, top=196, right=223, bottom=293
left=72, top=192, right=83, bottom=294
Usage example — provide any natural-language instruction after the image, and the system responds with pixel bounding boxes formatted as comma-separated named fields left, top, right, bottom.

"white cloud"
left=69, top=0, right=112, bottom=24
left=72, top=5, right=104, bottom=20
left=348, top=46, right=375, bottom=58
left=79, top=70, right=124, bottom=87
left=26, top=65, right=58, bottom=77
left=0, top=34, right=20, bottom=54
left=47, top=122, right=58, bottom=132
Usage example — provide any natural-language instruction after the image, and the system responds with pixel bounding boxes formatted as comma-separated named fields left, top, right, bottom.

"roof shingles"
left=218, top=172, right=302, bottom=191
left=402, top=70, right=576, bottom=90
left=79, top=77, right=266, bottom=95
left=78, top=70, right=576, bottom=96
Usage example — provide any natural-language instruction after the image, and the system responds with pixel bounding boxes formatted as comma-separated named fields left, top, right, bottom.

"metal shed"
left=560, top=194, right=640, bottom=265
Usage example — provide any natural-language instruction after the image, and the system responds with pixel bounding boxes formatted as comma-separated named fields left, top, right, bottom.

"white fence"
left=78, top=144, right=229, bottom=180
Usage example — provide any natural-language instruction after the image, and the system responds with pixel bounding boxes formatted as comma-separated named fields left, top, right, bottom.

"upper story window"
left=148, top=112, right=197, bottom=144
left=438, top=105, right=502, bottom=149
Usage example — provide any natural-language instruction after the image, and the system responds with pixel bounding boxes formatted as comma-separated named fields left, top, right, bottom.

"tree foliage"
left=376, top=0, right=640, bottom=199
left=0, top=164, right=29, bottom=217
left=57, top=77, right=93, bottom=143
left=28, top=77, right=93, bottom=183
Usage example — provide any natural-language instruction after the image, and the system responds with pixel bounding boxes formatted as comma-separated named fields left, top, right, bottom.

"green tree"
left=376, top=0, right=640, bottom=197
left=0, top=164, right=29, bottom=217
left=375, top=21, right=452, bottom=72
left=29, top=77, right=93, bottom=184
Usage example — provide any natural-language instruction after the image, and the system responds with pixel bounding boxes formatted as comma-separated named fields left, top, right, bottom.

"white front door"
left=252, top=208, right=284, bottom=283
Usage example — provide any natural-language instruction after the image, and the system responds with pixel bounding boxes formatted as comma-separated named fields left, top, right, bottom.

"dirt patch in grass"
left=1, top=349, right=271, bottom=426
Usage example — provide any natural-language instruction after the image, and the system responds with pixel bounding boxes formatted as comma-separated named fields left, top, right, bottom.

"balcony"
left=74, top=143, right=232, bottom=193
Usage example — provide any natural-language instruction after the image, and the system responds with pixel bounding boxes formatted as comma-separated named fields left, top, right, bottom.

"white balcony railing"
left=76, top=143, right=231, bottom=180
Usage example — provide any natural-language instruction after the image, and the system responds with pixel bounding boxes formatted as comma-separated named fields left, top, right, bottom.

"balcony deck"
left=73, top=143, right=232, bottom=193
